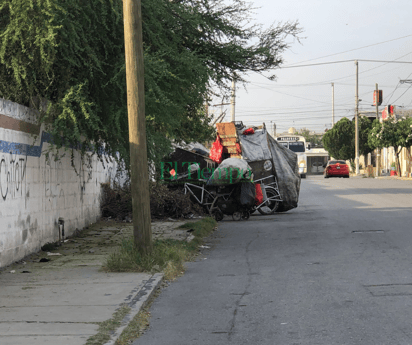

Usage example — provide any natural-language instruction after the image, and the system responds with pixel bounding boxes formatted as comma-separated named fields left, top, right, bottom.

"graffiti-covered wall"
left=0, top=98, right=119, bottom=267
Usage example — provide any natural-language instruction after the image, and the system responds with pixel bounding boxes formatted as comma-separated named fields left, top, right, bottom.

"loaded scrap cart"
left=210, top=122, right=301, bottom=214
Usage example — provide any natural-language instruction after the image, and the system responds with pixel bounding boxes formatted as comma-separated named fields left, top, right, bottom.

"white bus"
left=275, top=135, right=307, bottom=178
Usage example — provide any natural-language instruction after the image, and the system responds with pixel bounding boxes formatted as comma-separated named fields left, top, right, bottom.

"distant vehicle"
left=276, top=135, right=307, bottom=178
left=324, top=160, right=350, bottom=178
left=311, top=161, right=324, bottom=173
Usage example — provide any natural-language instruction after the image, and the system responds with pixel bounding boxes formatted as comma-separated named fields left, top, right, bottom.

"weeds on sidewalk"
left=115, top=286, right=162, bottom=345
left=104, top=217, right=217, bottom=280
left=85, top=304, right=131, bottom=345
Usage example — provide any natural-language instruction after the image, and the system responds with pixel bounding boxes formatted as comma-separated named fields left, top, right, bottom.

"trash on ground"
left=186, top=235, right=195, bottom=242
left=41, top=242, right=61, bottom=251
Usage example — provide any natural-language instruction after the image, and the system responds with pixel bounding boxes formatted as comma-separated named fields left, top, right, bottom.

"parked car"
left=324, top=160, right=350, bottom=178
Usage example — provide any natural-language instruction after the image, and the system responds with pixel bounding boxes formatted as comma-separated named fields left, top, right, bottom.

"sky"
left=209, top=0, right=412, bottom=135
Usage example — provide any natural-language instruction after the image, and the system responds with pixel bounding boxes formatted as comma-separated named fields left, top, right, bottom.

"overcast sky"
left=210, top=0, right=412, bottom=134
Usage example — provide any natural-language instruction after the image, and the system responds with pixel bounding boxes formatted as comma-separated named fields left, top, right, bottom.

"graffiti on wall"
left=45, top=158, right=63, bottom=198
left=79, top=155, right=93, bottom=201
left=0, top=153, right=27, bottom=201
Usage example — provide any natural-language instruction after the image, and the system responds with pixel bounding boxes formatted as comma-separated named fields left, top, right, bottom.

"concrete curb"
left=103, top=273, right=164, bottom=345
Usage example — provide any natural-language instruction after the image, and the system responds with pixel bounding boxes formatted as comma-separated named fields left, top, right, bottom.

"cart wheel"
left=258, top=188, right=280, bottom=215
left=241, top=210, right=250, bottom=220
left=212, top=209, right=224, bottom=222
left=232, top=212, right=242, bottom=221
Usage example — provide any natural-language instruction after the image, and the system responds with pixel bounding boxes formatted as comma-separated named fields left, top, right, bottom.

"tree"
left=0, top=0, right=128, bottom=163
left=368, top=116, right=412, bottom=173
left=322, top=116, right=374, bottom=164
left=322, top=118, right=354, bottom=161
left=358, top=116, right=375, bottom=157
left=294, top=128, right=322, bottom=147
left=0, top=0, right=302, bottom=172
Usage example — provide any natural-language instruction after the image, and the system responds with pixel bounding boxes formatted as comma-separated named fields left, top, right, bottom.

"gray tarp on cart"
left=239, top=129, right=301, bottom=211
left=207, top=158, right=253, bottom=185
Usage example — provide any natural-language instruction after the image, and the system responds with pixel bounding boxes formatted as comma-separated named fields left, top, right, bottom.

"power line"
left=244, top=114, right=350, bottom=123
left=236, top=109, right=351, bottom=117
left=280, top=59, right=412, bottom=69
left=391, top=84, right=412, bottom=104
left=386, top=71, right=412, bottom=104
left=248, top=81, right=403, bottom=88
left=237, top=108, right=350, bottom=116
left=239, top=110, right=355, bottom=119
left=359, top=59, right=412, bottom=64
left=281, top=60, right=355, bottom=68
left=249, top=51, right=412, bottom=89
left=249, top=83, right=345, bottom=105
left=284, top=34, right=412, bottom=66
left=385, top=81, right=402, bottom=104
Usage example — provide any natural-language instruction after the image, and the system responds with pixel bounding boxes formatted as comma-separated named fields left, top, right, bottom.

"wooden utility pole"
left=230, top=79, right=236, bottom=122
left=375, top=83, right=380, bottom=177
left=331, top=82, right=335, bottom=127
left=123, top=0, right=152, bottom=254
left=355, top=60, right=360, bottom=175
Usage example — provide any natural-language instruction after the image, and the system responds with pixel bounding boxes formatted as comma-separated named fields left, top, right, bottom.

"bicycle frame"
left=254, top=186, right=282, bottom=210
left=254, top=175, right=282, bottom=211
left=254, top=175, right=279, bottom=189
left=183, top=181, right=215, bottom=210
left=183, top=174, right=283, bottom=215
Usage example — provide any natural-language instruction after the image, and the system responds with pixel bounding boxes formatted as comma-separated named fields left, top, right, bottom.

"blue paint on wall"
left=0, top=132, right=51, bottom=157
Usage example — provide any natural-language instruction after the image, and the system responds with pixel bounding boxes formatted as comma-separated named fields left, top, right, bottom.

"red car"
left=324, top=160, right=350, bottom=178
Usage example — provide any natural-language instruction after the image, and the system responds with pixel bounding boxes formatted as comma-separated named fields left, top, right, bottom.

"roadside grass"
left=85, top=304, right=130, bottom=345
left=104, top=217, right=217, bottom=280
left=114, top=286, right=162, bottom=345
left=86, top=217, right=217, bottom=345
left=111, top=214, right=217, bottom=345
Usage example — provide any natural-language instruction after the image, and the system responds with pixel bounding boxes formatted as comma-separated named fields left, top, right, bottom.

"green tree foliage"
left=294, top=128, right=323, bottom=147
left=0, top=0, right=128, bottom=163
left=358, top=115, right=374, bottom=157
left=0, top=0, right=302, bottom=170
left=368, top=116, right=412, bottom=172
left=322, top=118, right=354, bottom=160
left=322, top=116, right=374, bottom=161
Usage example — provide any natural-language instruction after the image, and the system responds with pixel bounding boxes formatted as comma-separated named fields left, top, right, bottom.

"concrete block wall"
left=0, top=98, right=120, bottom=267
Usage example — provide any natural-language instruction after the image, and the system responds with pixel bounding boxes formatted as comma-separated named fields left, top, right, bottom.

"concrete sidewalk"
left=0, top=219, right=195, bottom=345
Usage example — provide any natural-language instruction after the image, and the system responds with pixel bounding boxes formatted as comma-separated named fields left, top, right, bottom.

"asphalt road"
left=134, top=176, right=412, bottom=345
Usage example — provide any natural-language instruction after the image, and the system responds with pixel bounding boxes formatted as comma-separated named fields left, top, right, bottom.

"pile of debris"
left=100, top=181, right=204, bottom=221
left=149, top=182, right=204, bottom=219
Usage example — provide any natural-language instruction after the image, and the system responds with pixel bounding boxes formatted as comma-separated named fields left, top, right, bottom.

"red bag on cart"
left=210, top=135, right=224, bottom=164
left=243, top=128, right=255, bottom=135
left=255, top=184, right=263, bottom=205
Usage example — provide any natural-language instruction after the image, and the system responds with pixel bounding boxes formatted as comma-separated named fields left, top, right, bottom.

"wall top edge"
left=0, top=98, right=39, bottom=125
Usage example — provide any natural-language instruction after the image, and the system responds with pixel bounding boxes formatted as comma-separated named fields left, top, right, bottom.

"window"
left=288, top=142, right=305, bottom=153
